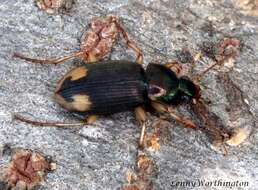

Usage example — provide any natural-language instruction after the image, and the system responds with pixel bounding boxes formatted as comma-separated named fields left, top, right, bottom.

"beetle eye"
left=148, top=85, right=166, bottom=100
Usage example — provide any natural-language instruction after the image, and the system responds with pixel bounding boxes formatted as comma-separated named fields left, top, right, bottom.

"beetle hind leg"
left=13, top=113, right=97, bottom=127
left=13, top=51, right=84, bottom=65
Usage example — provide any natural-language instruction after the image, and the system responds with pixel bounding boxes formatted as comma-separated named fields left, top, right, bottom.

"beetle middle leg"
left=113, top=18, right=143, bottom=64
left=151, top=101, right=196, bottom=129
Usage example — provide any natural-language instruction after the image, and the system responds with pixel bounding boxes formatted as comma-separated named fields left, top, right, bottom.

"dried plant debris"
left=35, top=0, right=74, bottom=14
left=145, top=133, right=160, bottom=152
left=190, top=98, right=250, bottom=152
left=122, top=185, right=140, bottom=190
left=218, top=73, right=249, bottom=120
left=80, top=16, right=121, bottom=62
left=217, top=73, right=252, bottom=146
left=200, top=38, right=240, bottom=73
left=14, top=15, right=142, bottom=65
left=123, top=121, right=170, bottom=189
left=234, top=0, right=258, bottom=16
left=144, top=119, right=172, bottom=151
left=189, top=39, right=249, bottom=152
left=1, top=149, right=55, bottom=190
left=123, top=154, right=156, bottom=190
left=226, top=128, right=250, bottom=146
left=201, top=38, right=240, bottom=62
left=136, top=154, right=155, bottom=175
left=218, top=38, right=240, bottom=59
left=190, top=100, right=231, bottom=149
left=80, top=15, right=142, bottom=63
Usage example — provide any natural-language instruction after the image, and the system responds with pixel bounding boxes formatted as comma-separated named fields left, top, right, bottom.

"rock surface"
left=0, top=0, right=258, bottom=189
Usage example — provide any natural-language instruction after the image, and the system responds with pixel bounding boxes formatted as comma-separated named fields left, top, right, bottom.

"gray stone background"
left=0, top=0, right=258, bottom=189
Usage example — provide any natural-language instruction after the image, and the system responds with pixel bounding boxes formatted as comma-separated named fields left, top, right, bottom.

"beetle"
left=13, top=57, right=199, bottom=147
left=13, top=16, right=245, bottom=151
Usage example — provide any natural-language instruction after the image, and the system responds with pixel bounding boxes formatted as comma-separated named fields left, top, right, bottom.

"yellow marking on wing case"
left=55, top=66, right=88, bottom=93
left=55, top=94, right=92, bottom=112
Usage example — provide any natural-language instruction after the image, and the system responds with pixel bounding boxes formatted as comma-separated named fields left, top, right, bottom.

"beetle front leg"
left=193, top=60, right=222, bottom=83
left=135, top=106, right=147, bottom=149
left=193, top=55, right=234, bottom=83
left=151, top=102, right=196, bottom=129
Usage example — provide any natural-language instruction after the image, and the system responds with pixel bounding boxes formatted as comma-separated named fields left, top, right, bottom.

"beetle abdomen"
left=55, top=61, right=148, bottom=115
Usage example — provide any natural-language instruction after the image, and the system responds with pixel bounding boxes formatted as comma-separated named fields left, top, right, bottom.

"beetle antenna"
left=13, top=51, right=84, bottom=65
left=13, top=114, right=87, bottom=127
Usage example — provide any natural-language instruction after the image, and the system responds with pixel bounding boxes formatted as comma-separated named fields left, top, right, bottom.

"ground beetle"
left=13, top=16, right=246, bottom=151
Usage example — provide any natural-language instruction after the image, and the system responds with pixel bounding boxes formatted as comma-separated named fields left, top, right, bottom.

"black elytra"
left=55, top=60, right=198, bottom=116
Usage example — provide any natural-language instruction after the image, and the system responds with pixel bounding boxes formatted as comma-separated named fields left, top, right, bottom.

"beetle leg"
left=193, top=60, right=222, bottom=82
left=13, top=114, right=96, bottom=127
left=135, top=106, right=147, bottom=149
left=114, top=20, right=143, bottom=64
left=165, top=61, right=193, bottom=78
left=85, top=52, right=98, bottom=63
left=221, top=144, right=228, bottom=156
left=165, top=61, right=183, bottom=76
left=151, top=101, right=196, bottom=129
left=13, top=51, right=84, bottom=65
left=86, top=115, right=98, bottom=124
left=193, top=56, right=231, bottom=83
